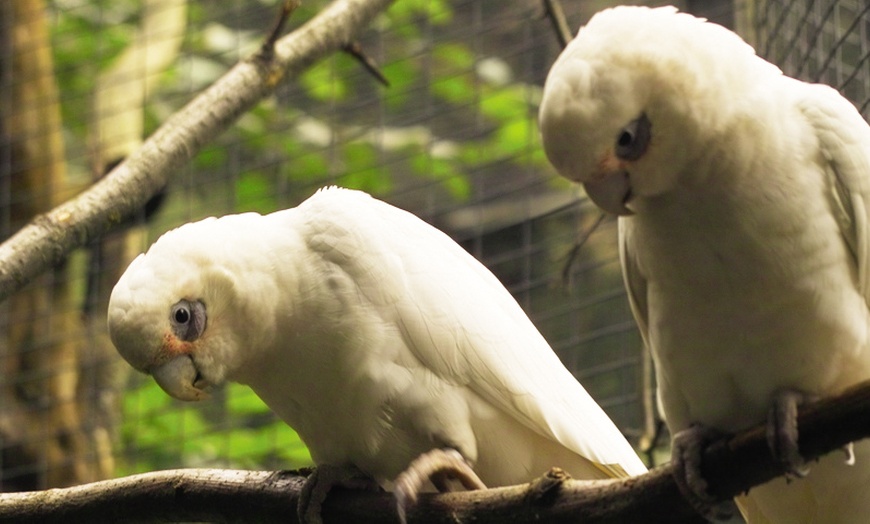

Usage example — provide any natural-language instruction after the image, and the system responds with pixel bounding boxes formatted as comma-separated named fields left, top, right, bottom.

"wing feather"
left=302, top=187, right=647, bottom=477
left=797, top=83, right=870, bottom=304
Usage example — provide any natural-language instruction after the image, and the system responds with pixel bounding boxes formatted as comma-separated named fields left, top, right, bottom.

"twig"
left=258, top=0, right=302, bottom=62
left=561, top=211, right=607, bottom=288
left=3, top=379, right=870, bottom=522
left=343, top=40, right=390, bottom=86
left=542, top=0, right=572, bottom=49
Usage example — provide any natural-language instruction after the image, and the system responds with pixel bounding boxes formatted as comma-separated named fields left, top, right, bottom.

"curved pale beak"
left=583, top=170, right=634, bottom=216
left=151, top=355, right=211, bottom=401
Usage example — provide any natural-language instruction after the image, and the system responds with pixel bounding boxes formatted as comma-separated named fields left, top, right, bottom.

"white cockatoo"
left=540, top=5, right=870, bottom=523
left=108, top=186, right=646, bottom=521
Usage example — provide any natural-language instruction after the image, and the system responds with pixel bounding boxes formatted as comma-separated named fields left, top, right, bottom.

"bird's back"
left=290, top=187, right=646, bottom=482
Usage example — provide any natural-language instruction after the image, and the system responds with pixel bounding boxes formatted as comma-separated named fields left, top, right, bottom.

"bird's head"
left=539, top=6, right=780, bottom=215
left=108, top=217, right=257, bottom=401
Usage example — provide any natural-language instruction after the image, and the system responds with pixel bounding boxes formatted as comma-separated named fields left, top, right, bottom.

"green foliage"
left=120, top=379, right=312, bottom=475
left=50, top=0, right=137, bottom=158
left=299, top=59, right=350, bottom=102
left=386, top=0, right=453, bottom=37
left=235, top=171, right=278, bottom=214
left=119, top=378, right=213, bottom=475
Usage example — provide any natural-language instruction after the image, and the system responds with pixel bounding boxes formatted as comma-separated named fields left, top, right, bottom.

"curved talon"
left=767, top=389, right=814, bottom=479
left=671, top=425, right=736, bottom=521
left=298, top=464, right=380, bottom=524
left=394, top=448, right=486, bottom=524
left=843, top=442, right=856, bottom=466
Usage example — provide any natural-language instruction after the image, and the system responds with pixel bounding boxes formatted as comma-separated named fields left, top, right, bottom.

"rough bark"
left=2, top=379, right=869, bottom=523
left=0, top=0, right=397, bottom=303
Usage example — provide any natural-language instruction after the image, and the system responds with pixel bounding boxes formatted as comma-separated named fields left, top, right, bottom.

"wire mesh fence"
left=1, top=0, right=868, bottom=504
left=1, top=0, right=656, bottom=490
left=749, top=0, right=870, bottom=115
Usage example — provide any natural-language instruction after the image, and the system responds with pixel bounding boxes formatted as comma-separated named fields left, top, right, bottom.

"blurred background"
left=0, top=0, right=868, bottom=495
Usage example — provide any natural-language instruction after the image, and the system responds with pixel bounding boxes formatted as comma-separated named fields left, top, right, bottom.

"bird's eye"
left=615, top=113, right=651, bottom=161
left=174, top=307, right=190, bottom=324
left=170, top=300, right=207, bottom=342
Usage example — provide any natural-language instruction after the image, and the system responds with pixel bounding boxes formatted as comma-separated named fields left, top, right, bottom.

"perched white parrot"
left=108, top=186, right=646, bottom=522
left=540, top=5, right=870, bottom=523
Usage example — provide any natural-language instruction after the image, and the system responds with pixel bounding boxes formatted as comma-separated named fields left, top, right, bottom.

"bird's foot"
left=766, top=389, right=814, bottom=479
left=298, top=464, right=381, bottom=524
left=394, top=448, right=487, bottom=524
left=671, top=424, right=738, bottom=521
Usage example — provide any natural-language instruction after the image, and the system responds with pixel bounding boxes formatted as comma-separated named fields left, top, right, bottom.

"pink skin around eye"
left=158, top=332, right=194, bottom=361
left=596, top=150, right=626, bottom=176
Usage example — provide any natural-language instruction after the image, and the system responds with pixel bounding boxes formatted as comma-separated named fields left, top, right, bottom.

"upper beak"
left=151, top=354, right=211, bottom=401
left=583, top=170, right=634, bottom=216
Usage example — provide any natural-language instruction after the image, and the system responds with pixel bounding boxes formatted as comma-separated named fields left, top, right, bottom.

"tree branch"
left=343, top=41, right=390, bottom=86
left=3, top=379, right=870, bottom=523
left=258, top=0, right=302, bottom=61
left=541, top=0, right=572, bottom=49
left=0, top=0, right=396, bottom=303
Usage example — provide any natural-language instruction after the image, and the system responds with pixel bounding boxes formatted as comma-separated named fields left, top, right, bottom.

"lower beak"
left=151, top=355, right=211, bottom=401
left=583, top=170, right=634, bottom=216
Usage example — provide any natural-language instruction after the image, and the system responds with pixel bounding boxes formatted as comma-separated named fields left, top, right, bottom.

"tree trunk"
left=0, top=0, right=96, bottom=491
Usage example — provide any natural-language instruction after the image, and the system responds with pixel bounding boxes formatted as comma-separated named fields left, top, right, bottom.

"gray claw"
left=298, top=464, right=380, bottom=524
left=394, top=448, right=486, bottom=524
left=766, top=389, right=814, bottom=479
left=671, top=424, right=737, bottom=521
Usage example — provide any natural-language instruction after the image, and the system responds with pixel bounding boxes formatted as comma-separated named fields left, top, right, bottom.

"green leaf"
left=225, top=428, right=273, bottom=465
left=387, top=0, right=453, bottom=26
left=343, top=142, right=378, bottom=172
left=381, top=59, right=419, bottom=109
left=494, top=117, right=535, bottom=157
left=123, top=379, right=170, bottom=416
left=286, top=151, right=330, bottom=182
left=441, top=172, right=472, bottom=200
left=433, top=43, right=474, bottom=71
left=339, top=168, right=393, bottom=195
left=226, top=383, right=272, bottom=416
left=409, top=152, right=470, bottom=200
left=235, top=171, right=277, bottom=214
left=431, top=73, right=475, bottom=105
left=195, top=144, right=229, bottom=170
left=480, top=86, right=530, bottom=123
left=300, top=59, right=348, bottom=102
left=272, top=422, right=313, bottom=466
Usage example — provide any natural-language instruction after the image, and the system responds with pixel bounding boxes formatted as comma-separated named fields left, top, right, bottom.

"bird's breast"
left=626, top=192, right=870, bottom=431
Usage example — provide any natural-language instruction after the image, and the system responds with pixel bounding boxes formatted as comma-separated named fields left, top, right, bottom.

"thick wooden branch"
left=0, top=0, right=396, bottom=303
left=3, top=380, right=870, bottom=523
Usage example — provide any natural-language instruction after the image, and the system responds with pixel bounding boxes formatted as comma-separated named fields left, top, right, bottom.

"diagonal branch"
left=541, top=0, right=573, bottom=49
left=0, top=0, right=396, bottom=303
left=343, top=41, right=390, bottom=86
left=3, top=379, right=870, bottom=523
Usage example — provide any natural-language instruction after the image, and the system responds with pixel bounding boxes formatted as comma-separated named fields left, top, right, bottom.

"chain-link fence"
left=1, top=0, right=868, bottom=504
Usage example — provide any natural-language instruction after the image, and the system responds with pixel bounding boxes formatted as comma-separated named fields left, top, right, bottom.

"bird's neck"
left=207, top=210, right=316, bottom=375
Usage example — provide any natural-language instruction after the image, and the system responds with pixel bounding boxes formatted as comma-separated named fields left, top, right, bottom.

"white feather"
left=108, top=186, right=646, bottom=492
left=540, top=6, right=870, bottom=522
